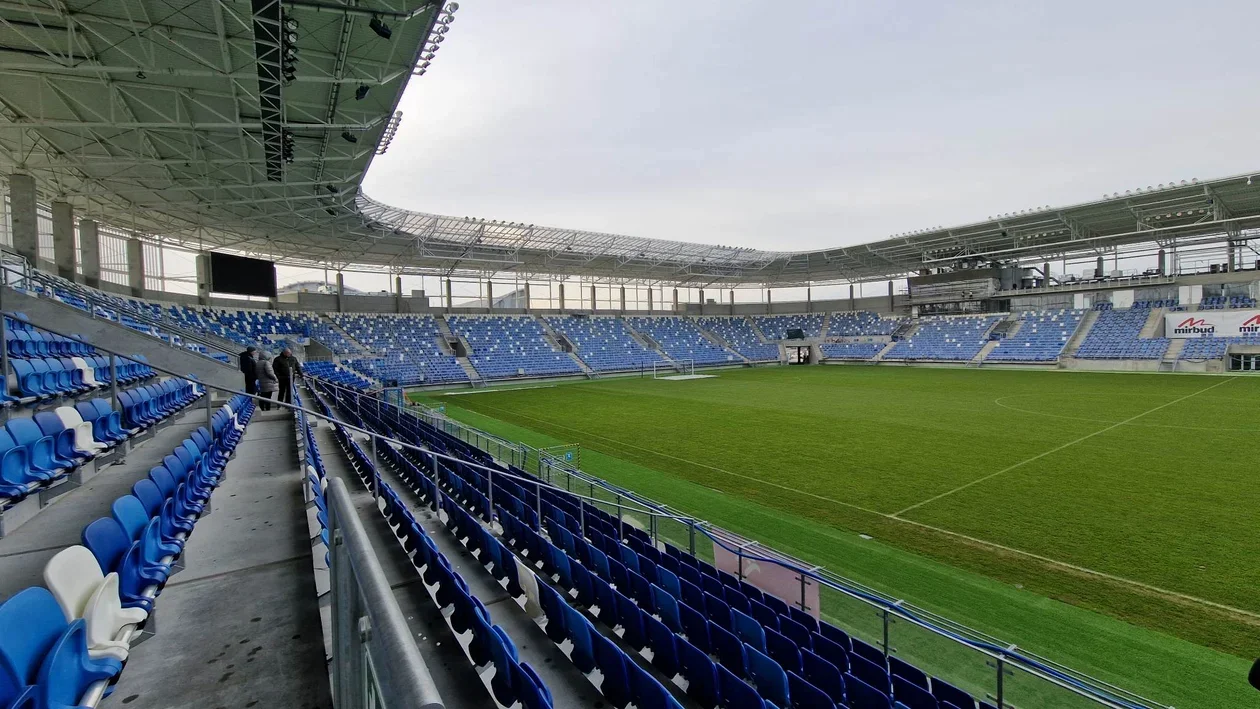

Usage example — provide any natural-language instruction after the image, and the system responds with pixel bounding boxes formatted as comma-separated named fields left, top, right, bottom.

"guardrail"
left=325, top=476, right=445, bottom=709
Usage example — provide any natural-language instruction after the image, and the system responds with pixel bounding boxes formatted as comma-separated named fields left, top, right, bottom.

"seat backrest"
left=591, top=631, right=630, bottom=707
left=111, top=495, right=152, bottom=541
left=893, top=675, right=940, bottom=709
left=745, top=644, right=789, bottom=707
left=708, top=620, right=745, bottom=675
left=789, top=671, right=836, bottom=709
left=0, top=587, right=68, bottom=688
left=765, top=627, right=802, bottom=674
left=82, top=517, right=132, bottom=573
left=149, top=466, right=177, bottom=497
left=42, top=545, right=107, bottom=622
left=716, top=664, right=763, bottom=709
left=5, top=418, right=44, bottom=447
left=802, top=649, right=846, bottom=705
left=53, top=406, right=86, bottom=429
left=34, top=619, right=117, bottom=708
left=132, top=479, right=166, bottom=516
left=931, top=678, right=977, bottom=709
left=32, top=412, right=67, bottom=439
left=731, top=608, right=765, bottom=652
left=676, top=637, right=718, bottom=707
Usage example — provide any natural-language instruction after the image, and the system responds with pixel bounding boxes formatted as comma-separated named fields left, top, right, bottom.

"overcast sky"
left=360, top=0, right=1260, bottom=257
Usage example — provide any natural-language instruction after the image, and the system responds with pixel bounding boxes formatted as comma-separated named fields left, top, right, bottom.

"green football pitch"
left=412, top=366, right=1259, bottom=708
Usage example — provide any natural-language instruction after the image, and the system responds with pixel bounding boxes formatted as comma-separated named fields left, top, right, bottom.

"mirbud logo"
left=1241, top=314, right=1260, bottom=335
left=1173, top=317, right=1215, bottom=336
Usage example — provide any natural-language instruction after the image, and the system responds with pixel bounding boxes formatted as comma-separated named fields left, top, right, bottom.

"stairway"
left=621, top=317, right=677, bottom=366
left=1159, top=339, right=1186, bottom=371
left=535, top=316, right=594, bottom=376
left=1138, top=308, right=1165, bottom=339
left=891, top=320, right=919, bottom=340
left=319, top=313, right=373, bottom=355
left=1061, top=310, right=1098, bottom=357
left=747, top=316, right=772, bottom=343
left=874, top=341, right=898, bottom=361
left=435, top=314, right=454, bottom=338
left=456, top=356, right=483, bottom=386
left=970, top=341, right=1000, bottom=366
left=692, top=317, right=750, bottom=363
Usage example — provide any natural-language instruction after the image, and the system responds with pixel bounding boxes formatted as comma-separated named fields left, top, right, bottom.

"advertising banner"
left=1165, top=309, right=1260, bottom=338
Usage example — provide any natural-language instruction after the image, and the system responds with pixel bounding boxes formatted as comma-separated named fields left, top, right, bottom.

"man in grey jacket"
left=257, top=352, right=279, bottom=411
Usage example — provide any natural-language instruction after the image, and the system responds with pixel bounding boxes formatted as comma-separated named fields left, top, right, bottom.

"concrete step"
left=1062, top=310, right=1099, bottom=357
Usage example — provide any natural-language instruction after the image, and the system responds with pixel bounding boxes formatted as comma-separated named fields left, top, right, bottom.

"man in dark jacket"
left=239, top=346, right=258, bottom=394
left=273, top=348, right=302, bottom=405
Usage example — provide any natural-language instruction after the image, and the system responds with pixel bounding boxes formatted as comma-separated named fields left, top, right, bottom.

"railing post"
left=487, top=468, right=494, bottom=523
left=882, top=607, right=891, bottom=656
left=688, top=521, right=696, bottom=555
left=205, top=387, right=213, bottom=433
left=370, top=436, right=380, bottom=503
left=430, top=450, right=441, bottom=512
left=996, top=654, right=1005, bottom=709
left=0, top=306, right=8, bottom=403
left=110, top=355, right=119, bottom=413
left=650, top=512, right=658, bottom=546
left=578, top=498, right=586, bottom=537
left=616, top=494, right=624, bottom=540
left=535, top=477, right=543, bottom=526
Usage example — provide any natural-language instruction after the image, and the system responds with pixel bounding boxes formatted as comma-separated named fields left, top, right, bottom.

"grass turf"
left=412, top=366, right=1259, bottom=708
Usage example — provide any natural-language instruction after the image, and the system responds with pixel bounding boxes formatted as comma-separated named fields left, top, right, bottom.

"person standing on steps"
left=257, top=352, right=278, bottom=411
left=273, top=348, right=302, bottom=407
left=239, top=346, right=258, bottom=395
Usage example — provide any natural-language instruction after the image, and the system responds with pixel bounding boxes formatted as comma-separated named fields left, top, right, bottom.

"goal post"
left=653, top=359, right=695, bottom=378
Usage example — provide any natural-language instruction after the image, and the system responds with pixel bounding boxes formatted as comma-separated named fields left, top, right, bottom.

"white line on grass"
left=891, top=376, right=1238, bottom=517
left=455, top=385, right=1260, bottom=620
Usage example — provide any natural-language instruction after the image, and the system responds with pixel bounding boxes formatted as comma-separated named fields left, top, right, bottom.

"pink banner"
left=713, top=540, right=820, bottom=620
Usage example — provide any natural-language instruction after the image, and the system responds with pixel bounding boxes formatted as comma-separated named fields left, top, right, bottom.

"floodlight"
left=369, top=15, right=392, bottom=40
left=284, top=31, right=298, bottom=44
left=284, top=17, right=299, bottom=31
left=341, top=130, right=358, bottom=143
left=446, top=2, right=459, bottom=11
left=355, top=84, right=370, bottom=100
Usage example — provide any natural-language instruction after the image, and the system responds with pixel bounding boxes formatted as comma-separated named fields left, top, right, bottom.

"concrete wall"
left=3, top=286, right=241, bottom=390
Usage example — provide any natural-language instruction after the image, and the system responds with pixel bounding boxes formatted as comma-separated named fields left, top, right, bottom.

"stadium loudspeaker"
left=1250, top=658, right=1260, bottom=691
left=787, top=328, right=806, bottom=340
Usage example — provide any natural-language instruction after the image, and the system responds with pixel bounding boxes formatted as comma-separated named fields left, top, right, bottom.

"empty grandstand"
left=985, top=310, right=1084, bottom=362
left=546, top=316, right=667, bottom=372
left=696, top=317, right=781, bottom=362
left=449, top=315, right=582, bottom=379
left=883, top=314, right=1005, bottom=361
left=625, top=316, right=739, bottom=366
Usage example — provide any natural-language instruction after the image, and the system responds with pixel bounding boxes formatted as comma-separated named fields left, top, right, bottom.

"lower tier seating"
left=0, top=395, right=253, bottom=709
left=820, top=342, right=884, bottom=360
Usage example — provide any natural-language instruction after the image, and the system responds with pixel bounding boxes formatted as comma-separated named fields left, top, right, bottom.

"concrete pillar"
left=1043, top=261, right=1051, bottom=289
left=1095, top=256, right=1104, bottom=279
left=126, top=237, right=145, bottom=298
left=672, top=288, right=679, bottom=312
left=524, top=283, right=531, bottom=313
left=396, top=276, right=404, bottom=313
left=1157, top=249, right=1166, bottom=276
left=1227, top=242, right=1235, bottom=273
left=729, top=289, right=735, bottom=316
left=51, top=201, right=75, bottom=279
left=336, top=272, right=345, bottom=312
left=619, top=286, right=626, bottom=312
left=887, top=280, right=894, bottom=312
left=699, top=289, right=705, bottom=315
left=590, top=284, right=596, bottom=312
left=444, top=278, right=452, bottom=311
left=195, top=252, right=211, bottom=304
left=766, top=288, right=772, bottom=314
left=647, top=288, right=653, bottom=312
left=558, top=283, right=565, bottom=312
left=806, top=286, right=812, bottom=313
left=79, top=219, right=101, bottom=288
left=486, top=280, right=493, bottom=311
left=8, top=173, right=39, bottom=266
left=849, top=284, right=855, bottom=311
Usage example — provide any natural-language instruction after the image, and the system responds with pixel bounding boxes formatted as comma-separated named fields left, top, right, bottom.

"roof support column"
left=8, top=173, right=39, bottom=267
left=887, top=280, right=894, bottom=313
left=806, top=286, right=812, bottom=313
left=51, top=201, right=75, bottom=280
left=1157, top=249, right=1166, bottom=277
left=766, top=288, right=772, bottom=314
left=672, top=288, right=679, bottom=313
left=1095, top=256, right=1104, bottom=279
left=590, top=284, right=597, bottom=312
left=195, top=252, right=211, bottom=305
left=729, top=289, right=735, bottom=316
left=647, top=287, right=653, bottom=312
left=1043, top=261, right=1051, bottom=289
left=444, top=278, right=452, bottom=312
left=698, top=289, right=705, bottom=315
left=126, top=237, right=145, bottom=298
left=1227, top=242, right=1236, bottom=273
left=524, top=283, right=531, bottom=313
left=80, top=219, right=101, bottom=289
left=336, top=272, right=345, bottom=312
left=558, top=283, right=565, bottom=313
left=396, top=276, right=404, bottom=313
left=848, top=284, right=855, bottom=312
left=619, top=286, right=626, bottom=313
left=486, top=280, right=493, bottom=312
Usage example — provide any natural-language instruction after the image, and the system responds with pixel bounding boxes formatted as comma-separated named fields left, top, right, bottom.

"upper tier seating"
left=985, top=309, right=1084, bottom=362
left=316, top=380, right=1000, bottom=709
left=303, top=361, right=374, bottom=389
left=546, top=317, right=665, bottom=372
left=884, top=315, right=1004, bottom=361
left=0, top=395, right=252, bottom=709
left=820, top=342, right=884, bottom=360
left=827, top=311, right=902, bottom=337
left=753, top=314, right=825, bottom=340
left=1132, top=299, right=1178, bottom=309
left=1200, top=295, right=1257, bottom=310
left=1179, top=334, right=1260, bottom=360
left=1075, top=308, right=1170, bottom=360
left=334, top=314, right=467, bottom=385
left=449, top=316, right=581, bottom=379
left=696, top=318, right=779, bottom=362
left=624, top=317, right=737, bottom=366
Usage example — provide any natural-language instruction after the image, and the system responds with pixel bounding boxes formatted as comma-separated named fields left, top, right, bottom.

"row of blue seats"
left=304, top=361, right=373, bottom=390
left=312, top=391, right=555, bottom=709
left=330, top=385, right=1002, bottom=709
left=0, top=395, right=253, bottom=709
left=1, top=380, right=202, bottom=510
left=5, top=327, right=95, bottom=358
left=9, top=355, right=153, bottom=402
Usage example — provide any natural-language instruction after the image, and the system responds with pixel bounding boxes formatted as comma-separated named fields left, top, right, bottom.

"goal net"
left=653, top=359, right=695, bottom=378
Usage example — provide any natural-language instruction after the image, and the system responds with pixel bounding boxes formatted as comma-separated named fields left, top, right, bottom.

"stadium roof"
left=3, top=0, right=1259, bottom=287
